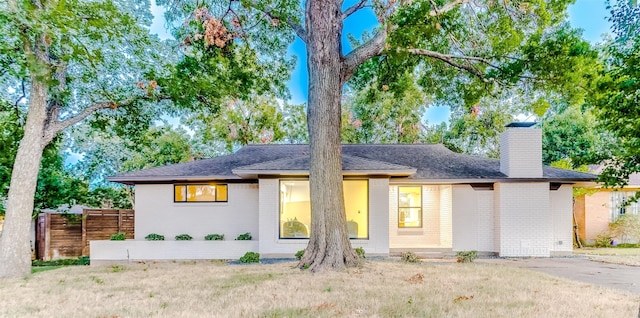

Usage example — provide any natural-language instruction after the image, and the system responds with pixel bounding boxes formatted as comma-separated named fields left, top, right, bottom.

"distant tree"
left=342, top=73, right=427, bottom=144
left=184, top=95, right=307, bottom=152
left=71, top=125, right=196, bottom=186
left=541, top=105, right=611, bottom=167
left=596, top=1, right=640, bottom=190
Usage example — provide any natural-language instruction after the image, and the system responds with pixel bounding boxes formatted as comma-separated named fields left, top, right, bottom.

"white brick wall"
left=439, top=185, right=453, bottom=248
left=495, top=182, right=550, bottom=257
left=91, top=240, right=258, bottom=263
left=500, top=128, right=543, bottom=178
left=389, top=185, right=452, bottom=248
left=452, top=185, right=494, bottom=252
left=134, top=184, right=259, bottom=241
left=550, top=184, right=573, bottom=254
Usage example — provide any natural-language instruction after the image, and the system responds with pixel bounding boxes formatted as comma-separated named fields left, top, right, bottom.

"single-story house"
left=574, top=167, right=640, bottom=245
left=90, top=124, right=595, bottom=263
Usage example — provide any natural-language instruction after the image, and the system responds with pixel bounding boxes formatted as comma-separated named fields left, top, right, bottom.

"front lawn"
left=574, top=247, right=640, bottom=266
left=2, top=260, right=637, bottom=317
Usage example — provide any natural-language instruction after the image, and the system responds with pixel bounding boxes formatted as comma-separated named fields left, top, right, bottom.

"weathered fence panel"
left=36, top=209, right=134, bottom=260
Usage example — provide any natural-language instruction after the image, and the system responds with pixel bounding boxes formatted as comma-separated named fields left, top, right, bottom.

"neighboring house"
left=574, top=167, right=640, bottom=245
left=91, top=124, right=595, bottom=263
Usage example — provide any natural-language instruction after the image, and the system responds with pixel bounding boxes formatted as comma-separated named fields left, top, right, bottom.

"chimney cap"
left=505, top=122, right=536, bottom=128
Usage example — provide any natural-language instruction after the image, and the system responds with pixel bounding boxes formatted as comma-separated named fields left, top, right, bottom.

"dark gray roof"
left=107, top=144, right=596, bottom=184
left=233, top=154, right=416, bottom=177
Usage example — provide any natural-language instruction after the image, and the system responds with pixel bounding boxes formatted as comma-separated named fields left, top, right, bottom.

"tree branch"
left=429, top=0, right=470, bottom=16
left=342, top=0, right=368, bottom=20
left=341, top=28, right=387, bottom=84
left=407, top=48, right=490, bottom=81
left=42, top=99, right=131, bottom=144
left=262, top=9, right=307, bottom=43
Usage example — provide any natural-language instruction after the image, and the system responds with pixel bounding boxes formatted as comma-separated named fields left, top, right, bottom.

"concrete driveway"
left=479, top=257, right=640, bottom=295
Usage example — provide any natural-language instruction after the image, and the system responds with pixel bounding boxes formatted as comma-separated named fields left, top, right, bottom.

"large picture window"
left=398, top=186, right=422, bottom=228
left=279, top=180, right=368, bottom=239
left=174, top=184, right=228, bottom=202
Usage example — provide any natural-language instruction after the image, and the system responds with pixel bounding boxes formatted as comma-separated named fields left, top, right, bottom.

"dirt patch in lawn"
left=1, top=260, right=638, bottom=317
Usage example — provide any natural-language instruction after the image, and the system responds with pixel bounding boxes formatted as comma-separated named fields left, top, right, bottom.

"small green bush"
left=401, top=251, right=419, bottom=263
left=355, top=247, right=365, bottom=259
left=456, top=250, right=478, bottom=263
left=236, top=232, right=252, bottom=240
left=110, top=232, right=126, bottom=241
left=295, top=249, right=305, bottom=260
left=145, top=233, right=165, bottom=241
left=594, top=233, right=612, bottom=248
left=175, top=234, right=193, bottom=241
left=205, top=233, right=224, bottom=241
left=32, top=256, right=90, bottom=267
left=239, top=251, right=260, bottom=263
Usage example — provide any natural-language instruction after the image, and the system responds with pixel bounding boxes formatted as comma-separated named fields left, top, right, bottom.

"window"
left=174, top=184, right=228, bottom=202
left=610, top=191, right=639, bottom=221
left=279, top=180, right=368, bottom=239
left=398, top=186, right=422, bottom=228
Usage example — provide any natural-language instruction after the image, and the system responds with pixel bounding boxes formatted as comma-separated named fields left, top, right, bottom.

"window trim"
left=278, top=179, right=370, bottom=240
left=398, top=186, right=423, bottom=228
left=173, top=183, right=228, bottom=203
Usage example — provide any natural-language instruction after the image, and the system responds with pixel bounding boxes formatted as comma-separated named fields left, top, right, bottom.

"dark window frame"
left=278, top=179, right=370, bottom=240
left=173, top=184, right=228, bottom=203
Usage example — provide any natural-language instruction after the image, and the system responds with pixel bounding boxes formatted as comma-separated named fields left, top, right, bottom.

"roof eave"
left=232, top=169, right=417, bottom=179
left=106, top=175, right=242, bottom=185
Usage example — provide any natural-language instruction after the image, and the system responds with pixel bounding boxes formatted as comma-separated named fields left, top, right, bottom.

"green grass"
left=31, top=266, right=64, bottom=274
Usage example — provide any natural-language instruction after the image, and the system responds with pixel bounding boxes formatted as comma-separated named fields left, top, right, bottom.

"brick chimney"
left=500, top=122, right=542, bottom=178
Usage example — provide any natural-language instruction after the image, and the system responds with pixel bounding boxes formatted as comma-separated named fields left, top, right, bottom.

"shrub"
left=239, top=251, right=260, bottom=263
left=175, top=234, right=193, bottom=241
left=109, top=232, right=126, bottom=241
left=32, top=256, right=90, bottom=267
left=401, top=251, right=419, bottom=263
left=355, top=247, right=365, bottom=259
left=205, top=233, right=224, bottom=241
left=236, top=232, right=252, bottom=240
left=609, top=214, right=640, bottom=244
left=145, top=233, right=165, bottom=241
left=594, top=233, right=612, bottom=248
left=295, top=249, right=305, bottom=260
left=456, top=250, right=478, bottom=263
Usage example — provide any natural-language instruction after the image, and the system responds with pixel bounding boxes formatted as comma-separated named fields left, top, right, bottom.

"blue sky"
left=150, top=0, right=612, bottom=125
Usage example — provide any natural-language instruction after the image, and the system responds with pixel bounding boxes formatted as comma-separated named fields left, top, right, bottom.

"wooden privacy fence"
left=36, top=209, right=134, bottom=260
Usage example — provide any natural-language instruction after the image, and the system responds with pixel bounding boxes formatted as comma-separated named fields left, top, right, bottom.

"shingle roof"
left=107, top=144, right=596, bottom=184
left=232, top=154, right=416, bottom=177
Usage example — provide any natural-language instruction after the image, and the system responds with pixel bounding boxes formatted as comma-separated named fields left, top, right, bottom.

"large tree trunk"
left=299, top=0, right=360, bottom=271
left=0, top=79, right=48, bottom=278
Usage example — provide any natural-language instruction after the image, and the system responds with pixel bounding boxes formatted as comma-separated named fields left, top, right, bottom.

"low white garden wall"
left=90, top=240, right=258, bottom=265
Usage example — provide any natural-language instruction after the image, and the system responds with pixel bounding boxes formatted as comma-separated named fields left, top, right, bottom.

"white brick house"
left=91, top=123, right=595, bottom=262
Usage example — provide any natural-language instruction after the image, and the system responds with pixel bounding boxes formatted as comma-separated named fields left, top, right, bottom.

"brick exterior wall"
left=452, top=185, right=494, bottom=253
left=550, top=184, right=573, bottom=254
left=495, top=182, right=551, bottom=257
left=500, top=128, right=543, bottom=178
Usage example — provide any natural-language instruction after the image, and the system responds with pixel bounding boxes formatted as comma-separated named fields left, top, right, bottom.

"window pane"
left=280, top=180, right=369, bottom=239
left=175, top=185, right=186, bottom=202
left=186, top=185, right=217, bottom=202
left=344, top=180, right=368, bottom=239
left=217, top=185, right=228, bottom=201
left=399, top=208, right=422, bottom=228
left=399, top=187, right=422, bottom=228
left=280, top=181, right=310, bottom=238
